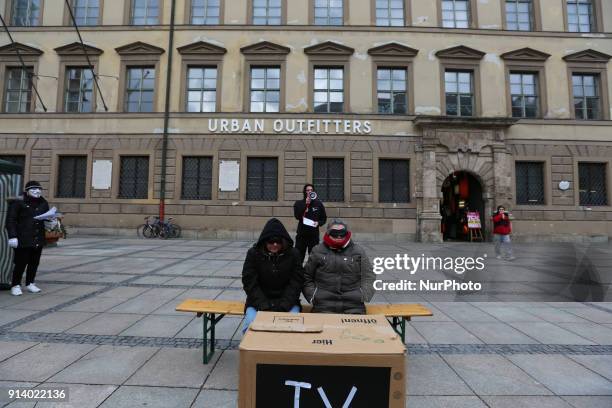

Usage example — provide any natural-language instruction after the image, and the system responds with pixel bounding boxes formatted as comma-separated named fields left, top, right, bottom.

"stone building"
left=0, top=0, right=611, bottom=242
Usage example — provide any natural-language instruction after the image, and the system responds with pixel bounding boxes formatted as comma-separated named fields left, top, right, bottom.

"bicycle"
left=159, top=217, right=182, bottom=239
left=136, top=216, right=181, bottom=239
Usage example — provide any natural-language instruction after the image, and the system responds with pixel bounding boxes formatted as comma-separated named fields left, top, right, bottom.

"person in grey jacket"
left=303, top=219, right=375, bottom=314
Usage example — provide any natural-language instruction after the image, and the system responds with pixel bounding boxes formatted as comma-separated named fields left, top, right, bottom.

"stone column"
left=418, top=130, right=443, bottom=243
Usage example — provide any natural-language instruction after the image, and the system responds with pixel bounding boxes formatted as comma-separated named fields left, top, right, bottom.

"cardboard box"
left=239, top=312, right=406, bottom=408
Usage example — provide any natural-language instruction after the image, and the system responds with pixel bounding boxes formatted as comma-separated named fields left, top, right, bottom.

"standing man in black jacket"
left=293, top=183, right=327, bottom=262
left=6, top=181, right=49, bottom=296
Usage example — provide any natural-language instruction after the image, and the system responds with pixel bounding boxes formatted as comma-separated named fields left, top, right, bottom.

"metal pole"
left=160, top=0, right=177, bottom=221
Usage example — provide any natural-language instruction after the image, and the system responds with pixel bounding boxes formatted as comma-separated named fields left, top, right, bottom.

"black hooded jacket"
left=6, top=194, right=49, bottom=248
left=293, top=186, right=327, bottom=236
left=242, top=218, right=304, bottom=311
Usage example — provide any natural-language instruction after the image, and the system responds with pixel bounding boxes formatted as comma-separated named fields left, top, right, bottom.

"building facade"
left=0, top=0, right=611, bottom=242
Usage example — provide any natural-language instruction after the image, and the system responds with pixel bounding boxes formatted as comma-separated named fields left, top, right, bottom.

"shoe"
left=26, top=283, right=41, bottom=293
left=10, top=285, right=22, bottom=296
left=505, top=256, right=516, bottom=261
left=495, top=255, right=503, bottom=259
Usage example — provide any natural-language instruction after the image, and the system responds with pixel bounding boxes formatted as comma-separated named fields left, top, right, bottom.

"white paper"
left=219, top=160, right=240, bottom=191
left=302, top=217, right=317, bottom=227
left=92, top=160, right=113, bottom=190
left=34, top=207, right=57, bottom=221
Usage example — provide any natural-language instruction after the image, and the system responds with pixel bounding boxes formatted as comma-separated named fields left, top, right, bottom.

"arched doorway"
left=440, top=171, right=484, bottom=241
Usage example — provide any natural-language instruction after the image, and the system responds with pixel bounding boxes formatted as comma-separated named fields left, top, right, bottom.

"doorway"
left=440, top=171, right=484, bottom=241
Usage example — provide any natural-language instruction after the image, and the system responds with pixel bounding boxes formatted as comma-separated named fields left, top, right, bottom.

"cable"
left=0, top=13, right=48, bottom=112
left=64, top=0, right=108, bottom=111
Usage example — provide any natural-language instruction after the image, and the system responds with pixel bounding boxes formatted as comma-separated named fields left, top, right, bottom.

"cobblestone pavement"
left=0, top=236, right=611, bottom=407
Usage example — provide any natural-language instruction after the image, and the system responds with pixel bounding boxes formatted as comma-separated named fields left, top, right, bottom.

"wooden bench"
left=176, top=299, right=433, bottom=363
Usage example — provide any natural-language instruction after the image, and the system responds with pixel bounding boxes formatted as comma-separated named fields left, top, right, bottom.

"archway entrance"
left=440, top=171, right=484, bottom=241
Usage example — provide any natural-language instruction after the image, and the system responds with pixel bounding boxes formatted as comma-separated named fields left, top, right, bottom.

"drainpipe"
left=159, top=0, right=177, bottom=221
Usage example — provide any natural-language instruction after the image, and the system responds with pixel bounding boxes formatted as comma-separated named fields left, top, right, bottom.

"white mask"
left=27, top=188, right=42, bottom=198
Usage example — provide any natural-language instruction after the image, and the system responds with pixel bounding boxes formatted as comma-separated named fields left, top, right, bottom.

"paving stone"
left=107, top=295, right=174, bottom=314
left=406, top=396, right=488, bottom=408
left=472, top=306, right=545, bottom=322
left=482, top=396, right=575, bottom=408
left=5, top=296, right=78, bottom=312
left=558, top=322, right=612, bottom=345
left=0, top=310, right=38, bottom=326
left=524, top=307, right=592, bottom=323
left=0, top=343, right=96, bottom=382
left=460, top=322, right=539, bottom=344
left=120, top=315, right=192, bottom=338
left=411, top=322, right=484, bottom=344
left=407, top=355, right=473, bottom=396
left=96, top=286, right=149, bottom=299
left=0, top=342, right=37, bottom=363
left=507, top=322, right=595, bottom=345
left=65, top=313, right=144, bottom=335
left=203, top=350, right=239, bottom=390
left=35, top=383, right=117, bottom=408
left=48, top=345, right=158, bottom=385
left=442, top=355, right=552, bottom=396
left=432, top=302, right=499, bottom=322
left=561, top=396, right=612, bottom=408
left=12, top=312, right=96, bottom=334
left=98, top=385, right=198, bottom=408
left=126, top=348, right=217, bottom=388
left=559, top=308, right=612, bottom=324
left=60, top=296, right=130, bottom=313
left=567, top=355, right=612, bottom=381
left=508, top=354, right=612, bottom=395
left=191, top=390, right=237, bottom=408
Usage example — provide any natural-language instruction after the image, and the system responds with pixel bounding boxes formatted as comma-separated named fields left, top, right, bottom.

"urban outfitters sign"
left=208, top=118, right=373, bottom=134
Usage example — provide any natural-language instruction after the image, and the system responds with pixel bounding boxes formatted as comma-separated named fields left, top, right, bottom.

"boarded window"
left=379, top=159, right=409, bottom=202
left=515, top=161, right=544, bottom=205
left=56, top=156, right=87, bottom=198
left=182, top=156, right=212, bottom=200
left=313, top=158, right=344, bottom=202
left=119, top=156, right=149, bottom=199
left=247, top=157, right=278, bottom=201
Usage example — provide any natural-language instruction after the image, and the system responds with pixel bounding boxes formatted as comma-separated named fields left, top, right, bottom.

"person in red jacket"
left=492, top=205, right=515, bottom=261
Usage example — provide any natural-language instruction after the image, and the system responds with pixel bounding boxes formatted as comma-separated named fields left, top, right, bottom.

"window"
left=505, top=0, right=533, bottom=30
left=377, top=68, right=406, bottom=114
left=379, top=159, right=409, bottom=202
left=119, top=156, right=149, bottom=199
left=11, top=0, right=41, bottom=26
left=572, top=74, right=600, bottom=120
left=250, top=67, right=280, bottom=113
left=186, top=67, right=216, bottom=112
left=313, top=158, right=344, bottom=202
left=515, top=161, right=544, bottom=205
left=64, top=67, right=94, bottom=113
left=191, top=0, right=220, bottom=24
left=3, top=67, right=33, bottom=113
left=314, top=67, right=343, bottom=113
left=182, top=156, right=212, bottom=200
left=314, top=0, right=343, bottom=25
left=579, top=162, right=607, bottom=206
left=56, top=156, right=86, bottom=198
left=510, top=72, right=538, bottom=118
left=566, top=0, right=593, bottom=32
left=246, top=157, right=278, bottom=201
left=376, top=0, right=404, bottom=26
left=445, top=70, right=473, bottom=116
left=71, top=0, right=99, bottom=25
left=125, top=67, right=155, bottom=112
left=441, top=0, right=470, bottom=28
left=252, top=0, right=281, bottom=25
left=131, top=0, right=159, bottom=25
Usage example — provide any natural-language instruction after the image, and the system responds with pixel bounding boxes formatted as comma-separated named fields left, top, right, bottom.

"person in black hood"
left=6, top=181, right=50, bottom=296
left=293, top=183, right=327, bottom=262
left=241, top=218, right=304, bottom=333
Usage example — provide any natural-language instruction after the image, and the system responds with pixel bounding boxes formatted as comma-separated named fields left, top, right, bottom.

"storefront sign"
left=467, top=212, right=481, bottom=229
left=208, top=118, right=372, bottom=135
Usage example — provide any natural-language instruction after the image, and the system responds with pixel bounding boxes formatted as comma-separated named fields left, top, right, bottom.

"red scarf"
left=323, top=231, right=352, bottom=250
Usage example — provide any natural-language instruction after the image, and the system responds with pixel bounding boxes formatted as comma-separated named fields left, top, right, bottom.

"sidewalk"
left=0, top=237, right=610, bottom=407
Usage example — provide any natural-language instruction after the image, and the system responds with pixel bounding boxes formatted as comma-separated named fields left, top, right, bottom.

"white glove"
left=45, top=219, right=59, bottom=229
left=8, top=238, right=18, bottom=248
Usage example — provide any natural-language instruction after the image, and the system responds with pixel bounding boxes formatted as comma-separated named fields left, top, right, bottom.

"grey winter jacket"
left=303, top=240, right=375, bottom=314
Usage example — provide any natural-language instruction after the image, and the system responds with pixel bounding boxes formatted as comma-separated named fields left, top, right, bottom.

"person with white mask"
left=6, top=181, right=49, bottom=295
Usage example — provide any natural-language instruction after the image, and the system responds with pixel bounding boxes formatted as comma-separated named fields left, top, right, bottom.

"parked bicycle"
left=137, top=216, right=182, bottom=239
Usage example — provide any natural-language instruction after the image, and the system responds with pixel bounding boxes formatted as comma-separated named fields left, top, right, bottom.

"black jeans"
left=295, top=233, right=319, bottom=262
left=11, top=247, right=43, bottom=287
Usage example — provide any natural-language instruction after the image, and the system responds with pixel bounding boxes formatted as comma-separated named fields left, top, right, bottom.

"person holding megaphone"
left=293, top=183, right=327, bottom=262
